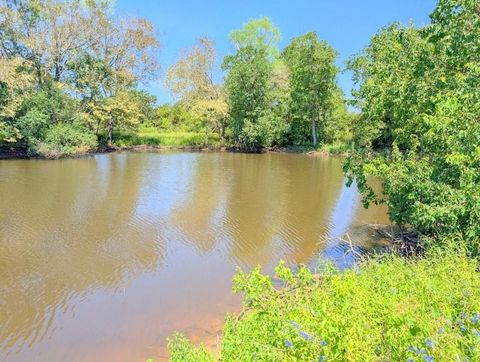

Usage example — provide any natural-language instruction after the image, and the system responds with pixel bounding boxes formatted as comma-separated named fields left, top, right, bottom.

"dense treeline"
left=1, top=2, right=350, bottom=156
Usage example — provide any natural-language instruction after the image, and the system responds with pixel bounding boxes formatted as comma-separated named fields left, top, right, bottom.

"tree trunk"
left=107, top=119, right=113, bottom=147
left=220, top=121, right=226, bottom=144
left=311, top=119, right=317, bottom=146
left=95, top=119, right=101, bottom=137
left=53, top=57, right=61, bottom=82
left=35, top=61, right=42, bottom=86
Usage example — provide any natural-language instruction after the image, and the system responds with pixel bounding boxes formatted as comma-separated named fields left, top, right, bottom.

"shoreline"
left=0, top=144, right=344, bottom=160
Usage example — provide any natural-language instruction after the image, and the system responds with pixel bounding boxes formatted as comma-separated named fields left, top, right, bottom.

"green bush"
left=9, top=85, right=96, bottom=156
left=169, top=252, right=480, bottom=361
left=36, top=122, right=97, bottom=158
left=15, top=109, right=50, bottom=152
left=151, top=104, right=203, bottom=132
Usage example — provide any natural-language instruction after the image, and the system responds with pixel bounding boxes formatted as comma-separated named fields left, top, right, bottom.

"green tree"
left=14, top=84, right=80, bottom=153
left=346, top=0, right=480, bottom=250
left=282, top=32, right=339, bottom=146
left=0, top=57, right=33, bottom=142
left=223, top=18, right=288, bottom=148
left=223, top=46, right=272, bottom=148
left=165, top=37, right=228, bottom=141
left=1, top=0, right=109, bottom=86
left=128, top=90, right=157, bottom=124
left=90, top=90, right=143, bottom=146
left=324, top=87, right=351, bottom=145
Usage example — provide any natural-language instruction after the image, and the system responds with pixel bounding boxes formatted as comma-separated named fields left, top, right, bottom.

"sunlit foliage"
left=169, top=252, right=480, bottom=361
left=345, top=0, right=480, bottom=250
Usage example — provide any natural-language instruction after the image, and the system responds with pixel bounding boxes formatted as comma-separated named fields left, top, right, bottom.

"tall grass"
left=111, top=127, right=220, bottom=148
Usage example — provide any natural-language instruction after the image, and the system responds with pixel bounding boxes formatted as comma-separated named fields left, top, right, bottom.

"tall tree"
left=1, top=0, right=108, bottom=85
left=223, top=46, right=272, bottom=147
left=223, top=18, right=287, bottom=148
left=282, top=32, right=338, bottom=146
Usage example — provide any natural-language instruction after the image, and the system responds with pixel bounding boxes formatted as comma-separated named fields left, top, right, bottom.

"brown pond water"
left=0, top=152, right=389, bottom=361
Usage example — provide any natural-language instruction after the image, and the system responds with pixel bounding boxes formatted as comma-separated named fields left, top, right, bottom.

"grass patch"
left=168, top=251, right=480, bottom=361
left=318, top=140, right=352, bottom=155
left=110, top=127, right=221, bottom=147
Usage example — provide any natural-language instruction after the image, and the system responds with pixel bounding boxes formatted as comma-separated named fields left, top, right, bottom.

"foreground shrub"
left=345, top=0, right=480, bottom=249
left=169, top=252, right=480, bottom=361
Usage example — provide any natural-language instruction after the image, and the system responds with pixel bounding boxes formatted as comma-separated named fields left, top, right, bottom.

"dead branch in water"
left=369, top=224, right=423, bottom=257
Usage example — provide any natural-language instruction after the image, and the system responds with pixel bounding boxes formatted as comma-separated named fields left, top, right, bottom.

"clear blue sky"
left=116, top=0, right=437, bottom=104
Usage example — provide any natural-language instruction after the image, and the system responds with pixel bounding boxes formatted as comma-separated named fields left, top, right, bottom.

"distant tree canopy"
left=229, top=16, right=282, bottom=60
left=346, top=0, right=480, bottom=250
left=0, top=1, right=350, bottom=155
